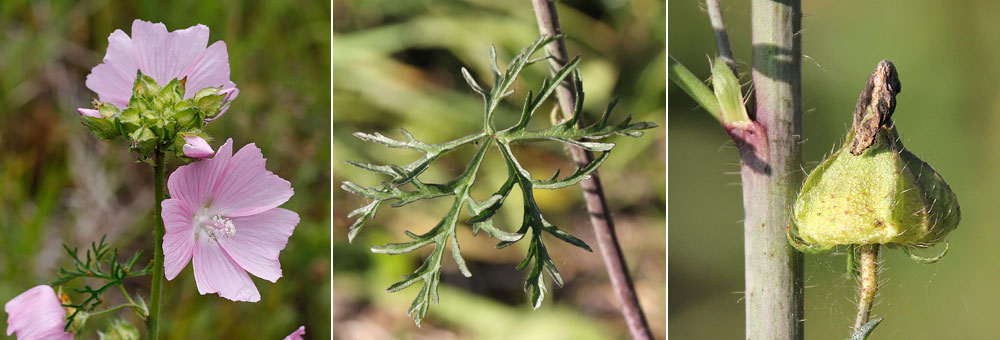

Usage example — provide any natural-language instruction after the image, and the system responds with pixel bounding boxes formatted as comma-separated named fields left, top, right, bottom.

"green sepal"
left=901, top=241, right=949, bottom=264
left=131, top=71, right=160, bottom=102
left=194, top=86, right=228, bottom=119
left=173, top=101, right=204, bottom=132
left=82, top=115, right=118, bottom=141
left=115, top=107, right=142, bottom=136
left=158, top=78, right=185, bottom=105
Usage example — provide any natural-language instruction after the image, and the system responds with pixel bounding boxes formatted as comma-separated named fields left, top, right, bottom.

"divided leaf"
left=341, top=35, right=655, bottom=325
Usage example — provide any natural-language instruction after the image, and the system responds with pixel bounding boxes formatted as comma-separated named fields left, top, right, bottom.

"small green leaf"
left=848, top=317, right=883, bottom=340
left=668, top=55, right=721, bottom=120
left=710, top=56, right=752, bottom=127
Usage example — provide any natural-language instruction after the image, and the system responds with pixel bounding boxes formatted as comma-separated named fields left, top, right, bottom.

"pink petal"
left=283, top=326, right=306, bottom=340
left=182, top=135, right=215, bottom=159
left=85, top=30, right=138, bottom=108
left=218, top=208, right=299, bottom=282
left=4, top=285, right=72, bottom=340
left=77, top=108, right=102, bottom=118
left=210, top=143, right=293, bottom=217
left=192, top=238, right=260, bottom=302
left=131, top=20, right=209, bottom=87
left=167, top=139, right=234, bottom=209
left=162, top=198, right=196, bottom=280
left=183, top=41, right=237, bottom=99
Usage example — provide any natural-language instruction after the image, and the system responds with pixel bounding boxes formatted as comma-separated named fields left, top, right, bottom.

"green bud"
left=159, top=78, right=185, bottom=104
left=82, top=115, right=118, bottom=140
left=129, top=127, right=157, bottom=156
left=95, top=101, right=120, bottom=118
left=56, top=286, right=88, bottom=334
left=194, top=89, right=227, bottom=119
left=174, top=105, right=203, bottom=131
left=132, top=71, right=161, bottom=101
left=98, top=319, right=140, bottom=340
left=115, top=107, right=142, bottom=136
left=710, top=56, right=751, bottom=127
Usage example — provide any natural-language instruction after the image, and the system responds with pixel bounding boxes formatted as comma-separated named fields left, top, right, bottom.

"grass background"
left=670, top=0, right=1000, bottom=338
left=0, top=0, right=330, bottom=338
left=333, top=0, right=665, bottom=339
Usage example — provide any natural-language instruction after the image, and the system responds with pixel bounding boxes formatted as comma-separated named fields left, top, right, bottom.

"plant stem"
left=853, top=244, right=880, bottom=332
left=148, top=150, right=165, bottom=340
left=746, top=0, right=804, bottom=339
left=706, top=0, right=737, bottom=74
left=530, top=1, right=653, bottom=339
left=88, top=302, right=146, bottom=318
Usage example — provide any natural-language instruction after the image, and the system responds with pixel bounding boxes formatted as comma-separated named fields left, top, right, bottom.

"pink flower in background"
left=283, top=326, right=305, bottom=340
left=82, top=19, right=239, bottom=110
left=4, top=285, right=72, bottom=340
left=76, top=108, right=101, bottom=118
left=182, top=135, right=215, bottom=159
left=162, top=139, right=297, bottom=302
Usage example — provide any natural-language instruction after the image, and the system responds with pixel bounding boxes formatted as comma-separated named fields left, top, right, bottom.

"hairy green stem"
left=120, top=285, right=136, bottom=307
left=530, top=0, right=653, bottom=339
left=148, top=150, right=165, bottom=340
left=746, top=0, right=804, bottom=339
left=88, top=302, right=145, bottom=319
left=853, top=245, right=879, bottom=332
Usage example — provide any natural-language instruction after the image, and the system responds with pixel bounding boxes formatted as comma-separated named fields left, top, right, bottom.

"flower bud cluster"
left=79, top=70, right=233, bottom=160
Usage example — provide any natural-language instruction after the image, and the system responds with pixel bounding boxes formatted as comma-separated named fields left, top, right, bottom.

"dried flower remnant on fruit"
left=850, top=60, right=901, bottom=155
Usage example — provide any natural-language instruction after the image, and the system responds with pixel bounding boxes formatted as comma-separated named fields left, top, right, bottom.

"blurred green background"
left=0, top=0, right=330, bottom=339
left=333, top=0, right=664, bottom=339
left=670, top=0, right=1000, bottom=339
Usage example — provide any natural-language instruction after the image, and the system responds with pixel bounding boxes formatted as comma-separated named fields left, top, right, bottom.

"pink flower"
left=182, top=135, right=215, bottom=159
left=83, top=19, right=239, bottom=110
left=4, top=285, right=72, bottom=340
left=162, top=139, right=297, bottom=302
left=77, top=108, right=102, bottom=118
left=283, top=326, right=305, bottom=340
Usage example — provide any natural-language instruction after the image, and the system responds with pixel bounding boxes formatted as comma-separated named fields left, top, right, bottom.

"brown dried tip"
left=850, top=60, right=902, bottom=155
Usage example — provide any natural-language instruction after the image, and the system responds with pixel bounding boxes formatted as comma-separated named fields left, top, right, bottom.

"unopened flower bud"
left=130, top=127, right=157, bottom=156
left=78, top=108, right=101, bottom=118
left=193, top=86, right=232, bottom=120
left=181, top=135, right=214, bottom=159
left=78, top=107, right=117, bottom=140
left=131, top=71, right=161, bottom=103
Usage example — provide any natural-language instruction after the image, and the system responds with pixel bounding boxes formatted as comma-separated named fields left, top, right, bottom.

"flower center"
left=195, top=211, right=235, bottom=241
